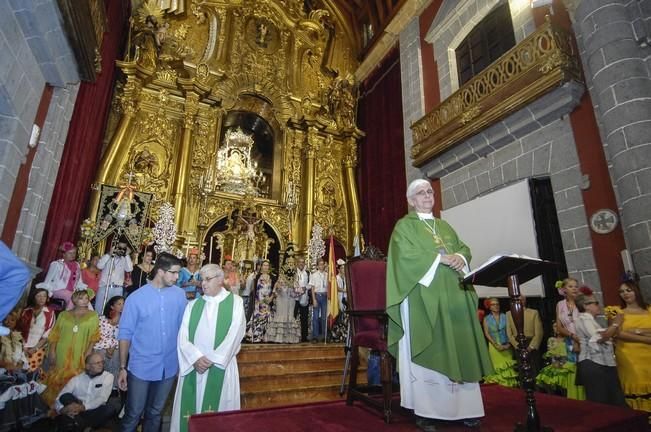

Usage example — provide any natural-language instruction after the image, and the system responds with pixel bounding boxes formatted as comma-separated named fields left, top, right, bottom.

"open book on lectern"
left=462, top=254, right=548, bottom=293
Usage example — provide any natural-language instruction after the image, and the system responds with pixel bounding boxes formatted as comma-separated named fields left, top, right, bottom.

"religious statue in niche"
left=245, top=17, right=280, bottom=54
left=326, top=73, right=357, bottom=129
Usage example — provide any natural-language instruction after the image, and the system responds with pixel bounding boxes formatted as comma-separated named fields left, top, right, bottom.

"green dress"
left=42, top=311, right=99, bottom=405
left=386, top=213, right=492, bottom=382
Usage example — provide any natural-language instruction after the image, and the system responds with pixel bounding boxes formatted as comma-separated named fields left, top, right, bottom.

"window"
left=455, top=3, right=516, bottom=86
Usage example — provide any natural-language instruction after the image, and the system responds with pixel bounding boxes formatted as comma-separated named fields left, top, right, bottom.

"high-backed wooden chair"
left=344, top=245, right=394, bottom=423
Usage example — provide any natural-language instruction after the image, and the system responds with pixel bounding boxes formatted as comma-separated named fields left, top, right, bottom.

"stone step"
left=241, top=367, right=366, bottom=392
left=241, top=383, right=346, bottom=409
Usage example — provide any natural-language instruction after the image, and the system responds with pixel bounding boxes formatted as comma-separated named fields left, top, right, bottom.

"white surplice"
left=170, top=289, right=246, bottom=432
left=397, top=212, right=484, bottom=420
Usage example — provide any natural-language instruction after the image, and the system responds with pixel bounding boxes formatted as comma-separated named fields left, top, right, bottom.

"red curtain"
left=38, top=0, right=130, bottom=270
left=357, top=48, right=407, bottom=255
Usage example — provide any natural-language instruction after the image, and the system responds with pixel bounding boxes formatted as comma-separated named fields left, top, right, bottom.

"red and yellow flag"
left=327, top=235, right=339, bottom=328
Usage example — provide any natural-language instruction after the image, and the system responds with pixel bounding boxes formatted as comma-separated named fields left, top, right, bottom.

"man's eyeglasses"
left=584, top=301, right=599, bottom=306
left=414, top=189, right=434, bottom=197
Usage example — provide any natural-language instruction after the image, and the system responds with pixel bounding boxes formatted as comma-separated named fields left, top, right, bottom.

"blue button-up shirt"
left=118, top=283, right=187, bottom=381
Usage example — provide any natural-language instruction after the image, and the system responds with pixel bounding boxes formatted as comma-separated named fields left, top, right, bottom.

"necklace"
left=420, top=218, right=448, bottom=253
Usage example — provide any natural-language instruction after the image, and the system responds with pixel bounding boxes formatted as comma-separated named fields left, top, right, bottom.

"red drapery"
left=357, top=48, right=407, bottom=255
left=37, top=0, right=130, bottom=270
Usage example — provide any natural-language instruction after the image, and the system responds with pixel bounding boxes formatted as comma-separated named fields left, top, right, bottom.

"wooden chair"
left=344, top=245, right=394, bottom=423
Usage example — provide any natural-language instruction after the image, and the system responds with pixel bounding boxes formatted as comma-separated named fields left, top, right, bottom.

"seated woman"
left=93, top=295, right=124, bottom=390
left=264, top=272, right=300, bottom=343
left=42, top=290, right=99, bottom=406
left=0, top=310, right=27, bottom=372
left=605, top=279, right=651, bottom=414
left=36, top=242, right=88, bottom=310
left=17, top=289, right=56, bottom=374
left=574, top=288, right=626, bottom=406
left=482, top=298, right=518, bottom=387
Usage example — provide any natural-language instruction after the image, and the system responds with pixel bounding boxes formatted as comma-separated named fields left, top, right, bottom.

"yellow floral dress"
left=606, top=305, right=651, bottom=413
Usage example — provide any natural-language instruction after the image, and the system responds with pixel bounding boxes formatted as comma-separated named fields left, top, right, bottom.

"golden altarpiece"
left=88, top=0, right=363, bottom=264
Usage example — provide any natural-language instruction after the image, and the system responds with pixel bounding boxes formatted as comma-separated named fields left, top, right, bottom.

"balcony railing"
left=411, top=17, right=581, bottom=167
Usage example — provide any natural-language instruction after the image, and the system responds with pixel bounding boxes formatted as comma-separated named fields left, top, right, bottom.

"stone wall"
left=420, top=83, right=602, bottom=293
left=399, top=17, right=426, bottom=184
left=0, top=0, right=79, bottom=262
left=567, top=0, right=651, bottom=294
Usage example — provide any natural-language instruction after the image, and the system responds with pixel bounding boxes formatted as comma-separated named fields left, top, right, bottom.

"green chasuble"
left=386, top=212, right=492, bottom=382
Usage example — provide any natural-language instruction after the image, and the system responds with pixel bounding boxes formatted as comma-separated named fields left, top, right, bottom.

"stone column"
left=570, top=0, right=651, bottom=293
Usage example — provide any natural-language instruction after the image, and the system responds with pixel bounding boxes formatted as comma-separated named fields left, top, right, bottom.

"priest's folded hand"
left=194, top=356, right=213, bottom=374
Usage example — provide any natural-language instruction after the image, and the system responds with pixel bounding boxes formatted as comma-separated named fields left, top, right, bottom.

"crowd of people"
left=0, top=237, right=350, bottom=431
left=1, top=178, right=649, bottom=432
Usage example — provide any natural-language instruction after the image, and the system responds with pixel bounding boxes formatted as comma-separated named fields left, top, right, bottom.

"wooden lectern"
left=463, top=256, right=556, bottom=432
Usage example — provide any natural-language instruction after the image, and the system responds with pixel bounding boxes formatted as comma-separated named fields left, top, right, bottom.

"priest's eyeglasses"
left=414, top=189, right=434, bottom=197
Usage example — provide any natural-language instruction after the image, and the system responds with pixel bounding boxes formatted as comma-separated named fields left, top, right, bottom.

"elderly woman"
left=606, top=280, right=651, bottom=413
left=574, top=289, right=626, bottom=406
left=386, top=179, right=492, bottom=431
left=554, top=277, right=585, bottom=400
left=37, top=242, right=88, bottom=309
left=17, top=288, right=56, bottom=372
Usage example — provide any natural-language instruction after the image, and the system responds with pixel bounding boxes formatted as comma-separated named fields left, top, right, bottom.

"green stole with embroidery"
left=180, top=292, right=234, bottom=432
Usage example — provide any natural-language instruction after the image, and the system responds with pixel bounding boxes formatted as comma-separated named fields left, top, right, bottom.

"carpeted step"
left=241, top=383, right=346, bottom=409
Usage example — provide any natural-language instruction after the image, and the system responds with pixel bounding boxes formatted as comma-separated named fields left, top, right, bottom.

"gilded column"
left=300, top=125, right=318, bottom=251
left=172, top=92, right=200, bottom=230
left=343, top=136, right=362, bottom=254
left=88, top=73, right=140, bottom=219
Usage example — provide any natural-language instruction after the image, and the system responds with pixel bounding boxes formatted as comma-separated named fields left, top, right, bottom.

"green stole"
left=180, top=292, right=234, bottom=432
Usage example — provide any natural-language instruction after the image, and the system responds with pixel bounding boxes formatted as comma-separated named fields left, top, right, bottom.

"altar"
left=84, top=0, right=365, bottom=265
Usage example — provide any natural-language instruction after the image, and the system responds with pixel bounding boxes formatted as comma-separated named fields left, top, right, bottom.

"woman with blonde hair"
left=482, top=298, right=518, bottom=387
left=42, top=289, right=99, bottom=405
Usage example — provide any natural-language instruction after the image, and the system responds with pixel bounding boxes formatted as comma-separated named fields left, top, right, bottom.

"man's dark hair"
left=151, top=252, right=181, bottom=278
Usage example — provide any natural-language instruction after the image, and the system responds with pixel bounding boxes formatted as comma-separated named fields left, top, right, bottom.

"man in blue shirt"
left=117, top=252, right=187, bottom=432
left=0, top=241, right=31, bottom=335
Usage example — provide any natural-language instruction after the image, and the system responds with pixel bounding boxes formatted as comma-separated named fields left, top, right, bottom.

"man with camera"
left=96, top=240, right=133, bottom=312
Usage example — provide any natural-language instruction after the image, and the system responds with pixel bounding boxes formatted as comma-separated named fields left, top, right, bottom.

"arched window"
left=455, top=2, right=516, bottom=86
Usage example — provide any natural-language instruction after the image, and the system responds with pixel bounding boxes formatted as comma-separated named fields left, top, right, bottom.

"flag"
left=327, top=235, right=339, bottom=328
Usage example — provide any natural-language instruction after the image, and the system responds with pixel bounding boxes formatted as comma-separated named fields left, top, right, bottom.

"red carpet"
left=189, top=384, right=649, bottom=431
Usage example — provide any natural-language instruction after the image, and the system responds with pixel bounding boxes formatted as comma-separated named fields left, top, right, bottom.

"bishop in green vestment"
left=386, top=179, right=492, bottom=426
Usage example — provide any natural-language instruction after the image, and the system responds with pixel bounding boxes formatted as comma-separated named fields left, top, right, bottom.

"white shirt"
left=296, top=268, right=309, bottom=289
left=575, top=312, right=617, bottom=367
left=54, top=371, right=114, bottom=413
left=242, top=273, right=255, bottom=296
left=36, top=260, right=87, bottom=295
left=24, top=307, right=54, bottom=348
left=309, top=270, right=328, bottom=293
left=97, top=254, right=133, bottom=286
